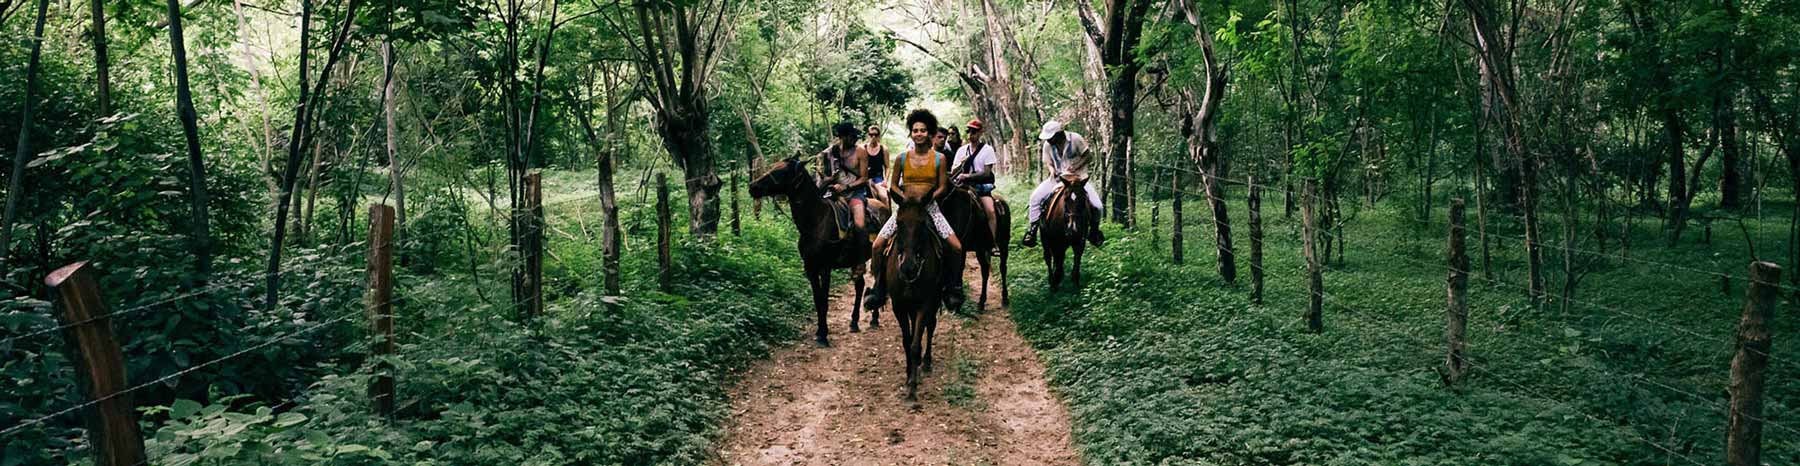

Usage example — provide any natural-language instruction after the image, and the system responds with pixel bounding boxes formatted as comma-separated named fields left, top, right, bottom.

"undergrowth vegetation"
left=67, top=171, right=808, bottom=466
left=1007, top=185, right=1798, bottom=464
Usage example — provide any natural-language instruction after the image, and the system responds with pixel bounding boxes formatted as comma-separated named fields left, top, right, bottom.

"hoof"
left=815, top=336, right=831, bottom=347
left=869, top=318, right=881, bottom=328
left=923, top=361, right=934, bottom=373
left=850, top=322, right=861, bottom=333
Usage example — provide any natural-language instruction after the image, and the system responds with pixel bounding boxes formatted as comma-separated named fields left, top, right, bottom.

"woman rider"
left=861, top=124, right=891, bottom=204
left=864, top=109, right=965, bottom=309
left=818, top=122, right=870, bottom=232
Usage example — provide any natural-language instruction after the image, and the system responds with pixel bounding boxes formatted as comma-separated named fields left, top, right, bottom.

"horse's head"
left=748, top=157, right=814, bottom=199
left=891, top=185, right=939, bottom=285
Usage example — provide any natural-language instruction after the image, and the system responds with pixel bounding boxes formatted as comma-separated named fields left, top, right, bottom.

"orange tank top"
left=899, top=150, right=940, bottom=188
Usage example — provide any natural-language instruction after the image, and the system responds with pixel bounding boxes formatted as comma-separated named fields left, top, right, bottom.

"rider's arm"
left=964, top=147, right=996, bottom=184
left=1040, top=142, right=1056, bottom=175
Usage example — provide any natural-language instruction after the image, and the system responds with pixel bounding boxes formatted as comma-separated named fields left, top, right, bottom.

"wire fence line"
left=1128, top=159, right=1800, bottom=295
left=1139, top=171, right=1799, bottom=372
left=0, top=290, right=391, bottom=439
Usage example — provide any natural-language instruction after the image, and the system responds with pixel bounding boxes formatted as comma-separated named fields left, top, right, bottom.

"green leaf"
left=273, top=412, right=308, bottom=428
left=171, top=399, right=202, bottom=420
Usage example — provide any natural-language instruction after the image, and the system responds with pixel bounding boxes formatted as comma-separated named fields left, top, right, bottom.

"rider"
left=951, top=119, right=1000, bottom=241
left=818, top=121, right=870, bottom=233
left=1021, top=119, right=1104, bottom=248
left=865, top=109, right=965, bottom=310
left=862, top=124, right=891, bottom=204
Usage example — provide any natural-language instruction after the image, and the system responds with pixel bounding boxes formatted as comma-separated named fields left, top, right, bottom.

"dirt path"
left=716, top=259, right=1081, bottom=466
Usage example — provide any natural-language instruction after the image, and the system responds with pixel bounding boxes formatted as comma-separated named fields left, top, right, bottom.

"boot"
left=1087, top=209, right=1106, bottom=247
left=863, top=254, right=889, bottom=310
left=943, top=276, right=966, bottom=311
left=1021, top=221, right=1041, bottom=248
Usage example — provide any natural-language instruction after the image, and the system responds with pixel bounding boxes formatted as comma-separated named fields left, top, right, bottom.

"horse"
left=748, top=157, right=891, bottom=346
left=938, top=186, right=1011, bottom=310
left=1041, top=175, right=1088, bottom=291
left=880, top=186, right=947, bottom=401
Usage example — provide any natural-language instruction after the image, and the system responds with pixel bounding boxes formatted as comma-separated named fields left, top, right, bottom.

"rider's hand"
left=954, top=174, right=969, bottom=185
left=829, top=183, right=845, bottom=193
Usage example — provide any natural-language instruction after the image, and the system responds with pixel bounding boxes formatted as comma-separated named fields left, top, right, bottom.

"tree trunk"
left=1249, top=175, right=1264, bottom=304
left=265, top=0, right=363, bottom=310
left=1461, top=0, right=1542, bottom=305
left=168, top=0, right=211, bottom=279
left=90, top=0, right=110, bottom=116
left=382, top=40, right=404, bottom=236
left=1, top=0, right=49, bottom=264
left=1076, top=0, right=1153, bottom=226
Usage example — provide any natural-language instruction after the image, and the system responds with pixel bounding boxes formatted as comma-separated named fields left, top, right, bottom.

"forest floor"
left=715, top=257, right=1080, bottom=466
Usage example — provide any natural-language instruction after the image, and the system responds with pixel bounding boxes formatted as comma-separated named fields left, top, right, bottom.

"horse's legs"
left=922, top=304, right=939, bottom=373
left=849, top=264, right=864, bottom=333
left=895, top=307, right=918, bottom=401
left=975, top=253, right=991, bottom=311
left=1073, top=244, right=1084, bottom=287
left=809, top=270, right=831, bottom=346
left=1000, top=247, right=1010, bottom=305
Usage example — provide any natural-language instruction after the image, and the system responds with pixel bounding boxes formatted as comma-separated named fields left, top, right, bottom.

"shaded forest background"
left=2, top=0, right=1799, bottom=464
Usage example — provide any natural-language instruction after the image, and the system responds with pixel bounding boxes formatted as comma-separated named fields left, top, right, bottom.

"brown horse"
left=938, top=187, right=1011, bottom=310
left=749, top=158, right=890, bottom=346
left=1042, top=176, right=1088, bottom=291
left=880, top=187, right=946, bottom=400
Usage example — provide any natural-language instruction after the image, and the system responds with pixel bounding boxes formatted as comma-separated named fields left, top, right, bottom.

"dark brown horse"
left=749, top=158, right=889, bottom=346
left=1042, top=176, right=1088, bottom=291
left=938, top=187, right=1010, bottom=310
left=880, top=186, right=946, bottom=400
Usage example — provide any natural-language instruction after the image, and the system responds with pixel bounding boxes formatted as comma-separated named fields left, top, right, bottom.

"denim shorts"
left=972, top=183, right=995, bottom=196
left=869, top=176, right=886, bottom=186
left=844, top=186, right=868, bottom=200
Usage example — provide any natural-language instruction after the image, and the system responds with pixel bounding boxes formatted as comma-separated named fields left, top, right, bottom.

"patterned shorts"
left=878, top=202, right=953, bottom=240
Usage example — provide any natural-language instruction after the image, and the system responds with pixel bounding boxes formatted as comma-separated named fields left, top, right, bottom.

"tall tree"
left=264, top=0, right=365, bottom=310
left=617, top=0, right=739, bottom=238
left=1178, top=0, right=1234, bottom=283
left=1075, top=0, right=1155, bottom=225
left=1459, top=0, right=1544, bottom=305
left=90, top=0, right=111, bottom=116
left=168, top=0, right=212, bottom=278
left=0, top=0, right=48, bottom=264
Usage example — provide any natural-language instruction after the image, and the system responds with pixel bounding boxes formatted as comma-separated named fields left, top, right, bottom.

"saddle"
left=825, top=198, right=857, bottom=241
left=825, top=196, right=886, bottom=242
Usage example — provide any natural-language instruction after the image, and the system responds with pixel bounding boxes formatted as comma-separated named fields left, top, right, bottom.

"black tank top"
left=865, top=144, right=887, bottom=179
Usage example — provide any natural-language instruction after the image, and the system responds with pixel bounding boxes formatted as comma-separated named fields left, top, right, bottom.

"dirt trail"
left=716, top=259, right=1081, bottom=466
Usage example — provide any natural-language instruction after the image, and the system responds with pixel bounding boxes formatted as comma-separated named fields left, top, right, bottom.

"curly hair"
left=904, top=108, right=938, bottom=134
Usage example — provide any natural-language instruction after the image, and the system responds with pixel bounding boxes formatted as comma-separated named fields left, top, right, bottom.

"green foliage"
left=1006, top=191, right=1799, bottom=464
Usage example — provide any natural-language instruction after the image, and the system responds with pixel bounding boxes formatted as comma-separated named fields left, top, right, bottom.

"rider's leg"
left=1083, top=182, right=1105, bottom=246
left=980, top=196, right=997, bottom=241
left=929, top=203, right=967, bottom=309
left=1023, top=178, right=1058, bottom=247
left=864, top=215, right=899, bottom=310
left=850, top=198, right=866, bottom=231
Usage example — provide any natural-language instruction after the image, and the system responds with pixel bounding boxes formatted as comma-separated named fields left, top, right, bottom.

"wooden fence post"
left=750, top=148, right=761, bottom=220
left=1445, top=199, right=1469, bottom=385
left=1248, top=175, right=1264, bottom=304
left=1303, top=179, right=1322, bottom=333
left=1172, top=170, right=1184, bottom=264
left=657, top=172, right=672, bottom=292
left=731, top=161, right=742, bottom=237
left=1151, top=167, right=1161, bottom=244
left=524, top=171, right=543, bottom=318
left=45, top=262, right=146, bottom=466
left=1726, top=261, right=1781, bottom=466
left=366, top=204, right=396, bottom=417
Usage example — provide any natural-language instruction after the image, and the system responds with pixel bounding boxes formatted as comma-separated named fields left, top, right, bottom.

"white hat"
left=1037, top=120, right=1064, bottom=141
